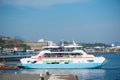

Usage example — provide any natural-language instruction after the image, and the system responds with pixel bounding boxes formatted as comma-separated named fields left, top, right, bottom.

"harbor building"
left=24, top=39, right=49, bottom=50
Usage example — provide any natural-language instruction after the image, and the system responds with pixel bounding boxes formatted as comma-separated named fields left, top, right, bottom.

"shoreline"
left=0, top=64, right=19, bottom=70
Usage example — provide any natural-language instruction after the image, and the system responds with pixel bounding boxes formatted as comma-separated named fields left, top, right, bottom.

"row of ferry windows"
left=27, top=60, right=94, bottom=64
left=43, top=53, right=83, bottom=57
left=44, top=47, right=82, bottom=52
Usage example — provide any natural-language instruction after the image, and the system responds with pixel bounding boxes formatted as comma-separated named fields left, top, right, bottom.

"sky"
left=0, top=0, right=120, bottom=43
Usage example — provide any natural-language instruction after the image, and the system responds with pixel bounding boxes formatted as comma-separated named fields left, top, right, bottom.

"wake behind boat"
left=19, top=41, right=106, bottom=69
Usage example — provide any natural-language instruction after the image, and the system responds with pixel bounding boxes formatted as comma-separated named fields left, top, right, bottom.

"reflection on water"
left=76, top=69, right=105, bottom=80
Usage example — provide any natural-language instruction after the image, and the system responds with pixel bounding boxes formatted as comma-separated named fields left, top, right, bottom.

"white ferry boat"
left=19, top=42, right=106, bottom=69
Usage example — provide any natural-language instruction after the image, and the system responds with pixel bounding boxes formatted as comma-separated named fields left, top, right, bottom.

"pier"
left=48, top=74, right=77, bottom=80
left=0, top=74, right=77, bottom=80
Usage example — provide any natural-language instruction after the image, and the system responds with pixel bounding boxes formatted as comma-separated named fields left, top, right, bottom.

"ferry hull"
left=19, top=63, right=103, bottom=69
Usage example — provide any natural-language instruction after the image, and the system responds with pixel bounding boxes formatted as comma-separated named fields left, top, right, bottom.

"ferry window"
left=51, top=62, right=55, bottom=64
left=75, top=53, right=82, bottom=55
left=32, top=61, right=37, bottom=63
left=75, top=47, right=81, bottom=50
left=51, top=53, right=56, bottom=57
left=44, top=53, right=50, bottom=57
left=27, top=61, right=30, bottom=63
left=70, top=53, right=82, bottom=56
left=71, top=53, right=74, bottom=55
left=79, top=53, right=83, bottom=55
left=87, top=60, right=94, bottom=62
left=51, top=62, right=59, bottom=64
left=65, top=53, right=69, bottom=55
left=46, top=61, right=51, bottom=64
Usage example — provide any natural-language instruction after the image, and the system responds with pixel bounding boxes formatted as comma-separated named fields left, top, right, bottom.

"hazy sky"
left=0, top=0, right=120, bottom=43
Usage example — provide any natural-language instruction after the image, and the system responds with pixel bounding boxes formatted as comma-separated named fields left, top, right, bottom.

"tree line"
left=0, top=36, right=30, bottom=51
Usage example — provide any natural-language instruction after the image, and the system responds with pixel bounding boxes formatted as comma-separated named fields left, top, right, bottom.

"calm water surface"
left=1, top=53, right=120, bottom=80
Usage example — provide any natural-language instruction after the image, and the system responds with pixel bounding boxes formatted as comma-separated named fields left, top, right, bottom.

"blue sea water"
left=1, top=53, right=120, bottom=80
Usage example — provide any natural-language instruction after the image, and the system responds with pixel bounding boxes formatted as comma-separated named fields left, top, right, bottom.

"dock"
left=48, top=74, right=77, bottom=80
left=0, top=74, right=77, bottom=80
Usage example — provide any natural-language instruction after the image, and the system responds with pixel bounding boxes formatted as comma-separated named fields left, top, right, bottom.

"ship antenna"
left=73, top=40, right=78, bottom=50
left=61, top=40, right=64, bottom=47
left=73, top=40, right=77, bottom=46
left=61, top=40, right=65, bottom=51
left=48, top=41, right=53, bottom=46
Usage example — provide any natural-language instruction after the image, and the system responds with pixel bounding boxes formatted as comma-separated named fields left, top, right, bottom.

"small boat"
left=19, top=41, right=106, bottom=69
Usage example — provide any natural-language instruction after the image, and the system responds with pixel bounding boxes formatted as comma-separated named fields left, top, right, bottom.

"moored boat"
left=19, top=41, right=106, bottom=69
